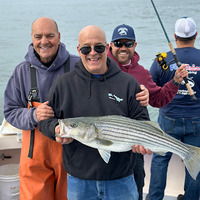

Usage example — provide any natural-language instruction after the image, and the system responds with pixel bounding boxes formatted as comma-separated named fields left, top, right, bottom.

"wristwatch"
left=171, top=79, right=181, bottom=87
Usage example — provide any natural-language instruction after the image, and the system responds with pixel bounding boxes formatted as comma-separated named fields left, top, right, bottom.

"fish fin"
left=98, top=149, right=111, bottom=163
left=183, top=145, right=200, bottom=180
left=96, top=139, right=113, bottom=163
left=96, top=138, right=113, bottom=146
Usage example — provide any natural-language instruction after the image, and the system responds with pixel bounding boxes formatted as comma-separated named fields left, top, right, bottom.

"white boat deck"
left=143, top=154, right=185, bottom=199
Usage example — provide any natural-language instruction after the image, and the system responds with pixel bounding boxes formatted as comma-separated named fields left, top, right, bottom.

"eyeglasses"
left=79, top=45, right=106, bottom=55
left=113, top=41, right=135, bottom=48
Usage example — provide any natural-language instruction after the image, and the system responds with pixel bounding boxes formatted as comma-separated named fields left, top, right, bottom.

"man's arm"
left=4, top=69, right=54, bottom=130
left=4, top=69, right=38, bottom=130
left=147, top=64, right=187, bottom=108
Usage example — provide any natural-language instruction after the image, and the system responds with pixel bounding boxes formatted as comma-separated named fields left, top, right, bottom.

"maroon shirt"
left=108, top=48, right=179, bottom=108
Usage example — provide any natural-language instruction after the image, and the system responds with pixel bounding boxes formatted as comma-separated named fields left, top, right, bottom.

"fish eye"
left=70, top=122, right=78, bottom=128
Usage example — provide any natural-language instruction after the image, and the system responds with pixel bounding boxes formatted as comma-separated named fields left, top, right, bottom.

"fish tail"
left=183, top=145, right=200, bottom=180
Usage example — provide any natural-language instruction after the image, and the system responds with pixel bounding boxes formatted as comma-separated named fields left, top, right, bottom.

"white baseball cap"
left=175, top=17, right=197, bottom=38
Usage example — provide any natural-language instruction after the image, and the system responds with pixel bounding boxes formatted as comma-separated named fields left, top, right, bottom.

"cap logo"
left=118, top=27, right=128, bottom=36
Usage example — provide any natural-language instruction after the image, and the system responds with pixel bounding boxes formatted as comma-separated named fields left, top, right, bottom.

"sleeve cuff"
left=33, top=109, right=38, bottom=123
left=171, top=79, right=180, bottom=87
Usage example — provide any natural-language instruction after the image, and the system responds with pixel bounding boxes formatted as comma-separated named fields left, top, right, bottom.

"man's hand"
left=56, top=137, right=74, bottom=144
left=173, top=64, right=188, bottom=83
left=36, top=101, right=54, bottom=121
left=55, top=125, right=73, bottom=144
left=136, top=85, right=149, bottom=107
left=132, top=145, right=152, bottom=155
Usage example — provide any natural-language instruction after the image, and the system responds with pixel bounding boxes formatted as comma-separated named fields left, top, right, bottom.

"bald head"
left=32, top=17, right=58, bottom=33
left=78, top=25, right=107, bottom=46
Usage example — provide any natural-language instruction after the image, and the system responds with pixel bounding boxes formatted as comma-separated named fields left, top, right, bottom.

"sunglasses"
left=113, top=41, right=135, bottom=48
left=79, top=45, right=106, bottom=55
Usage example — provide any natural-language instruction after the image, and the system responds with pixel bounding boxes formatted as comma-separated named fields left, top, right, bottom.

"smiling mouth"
left=88, top=58, right=100, bottom=61
left=40, top=46, right=51, bottom=50
left=119, top=52, right=128, bottom=55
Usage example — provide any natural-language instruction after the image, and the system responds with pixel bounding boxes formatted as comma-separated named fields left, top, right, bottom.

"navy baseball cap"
left=111, top=24, right=136, bottom=42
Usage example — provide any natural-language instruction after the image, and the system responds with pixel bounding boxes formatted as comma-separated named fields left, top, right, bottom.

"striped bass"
left=57, top=115, right=200, bottom=180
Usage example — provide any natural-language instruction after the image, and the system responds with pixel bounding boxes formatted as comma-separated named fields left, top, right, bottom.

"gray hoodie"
left=4, top=42, right=80, bottom=130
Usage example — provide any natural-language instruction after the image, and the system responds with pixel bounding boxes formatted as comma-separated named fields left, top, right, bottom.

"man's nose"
left=89, top=47, right=96, bottom=55
left=41, top=36, right=48, bottom=44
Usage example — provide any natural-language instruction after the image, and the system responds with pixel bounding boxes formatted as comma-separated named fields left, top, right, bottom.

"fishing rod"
left=150, top=0, right=197, bottom=101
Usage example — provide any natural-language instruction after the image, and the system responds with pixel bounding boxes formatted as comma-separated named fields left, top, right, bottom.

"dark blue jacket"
left=150, top=47, right=200, bottom=117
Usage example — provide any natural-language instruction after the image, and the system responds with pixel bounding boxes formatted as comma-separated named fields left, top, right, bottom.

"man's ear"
left=174, top=33, right=178, bottom=41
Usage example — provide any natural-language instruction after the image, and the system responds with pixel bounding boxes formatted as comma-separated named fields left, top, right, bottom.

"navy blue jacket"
left=150, top=47, right=200, bottom=118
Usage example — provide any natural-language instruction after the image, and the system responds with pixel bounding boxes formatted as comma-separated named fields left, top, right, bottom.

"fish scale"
left=98, top=122, right=191, bottom=159
left=98, top=119, right=191, bottom=155
left=97, top=119, right=198, bottom=169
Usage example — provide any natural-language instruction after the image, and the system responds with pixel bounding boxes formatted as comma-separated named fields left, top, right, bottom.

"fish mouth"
left=56, top=120, right=72, bottom=137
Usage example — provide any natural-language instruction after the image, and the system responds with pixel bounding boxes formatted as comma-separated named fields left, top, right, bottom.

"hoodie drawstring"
left=87, top=74, right=92, bottom=99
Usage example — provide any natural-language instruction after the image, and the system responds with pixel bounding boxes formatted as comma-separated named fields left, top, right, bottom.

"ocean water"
left=0, top=0, right=200, bottom=123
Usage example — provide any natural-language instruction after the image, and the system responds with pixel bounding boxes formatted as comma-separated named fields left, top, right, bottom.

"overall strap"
left=64, top=56, right=70, bottom=73
left=27, top=57, right=70, bottom=158
left=28, top=66, right=40, bottom=108
left=28, top=65, right=40, bottom=158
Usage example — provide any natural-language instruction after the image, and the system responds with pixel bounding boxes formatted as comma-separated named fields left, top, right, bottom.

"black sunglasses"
left=113, top=41, right=135, bottom=48
left=80, top=45, right=106, bottom=55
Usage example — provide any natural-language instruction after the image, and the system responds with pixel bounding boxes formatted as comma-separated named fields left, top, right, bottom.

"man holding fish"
left=39, top=25, right=152, bottom=200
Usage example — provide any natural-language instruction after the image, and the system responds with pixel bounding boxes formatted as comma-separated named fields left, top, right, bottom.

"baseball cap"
left=175, top=17, right=197, bottom=38
left=111, top=24, right=135, bottom=42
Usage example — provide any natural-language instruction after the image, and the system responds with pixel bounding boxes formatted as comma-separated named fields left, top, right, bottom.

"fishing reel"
left=156, top=52, right=169, bottom=72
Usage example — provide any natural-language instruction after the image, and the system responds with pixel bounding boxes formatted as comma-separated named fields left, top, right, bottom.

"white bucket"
left=0, top=164, right=19, bottom=200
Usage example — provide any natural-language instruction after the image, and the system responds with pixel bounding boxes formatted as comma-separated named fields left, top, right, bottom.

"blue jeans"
left=148, top=114, right=200, bottom=200
left=67, top=174, right=139, bottom=200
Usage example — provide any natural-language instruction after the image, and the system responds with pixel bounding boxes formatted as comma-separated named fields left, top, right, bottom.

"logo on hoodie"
left=108, top=93, right=123, bottom=102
